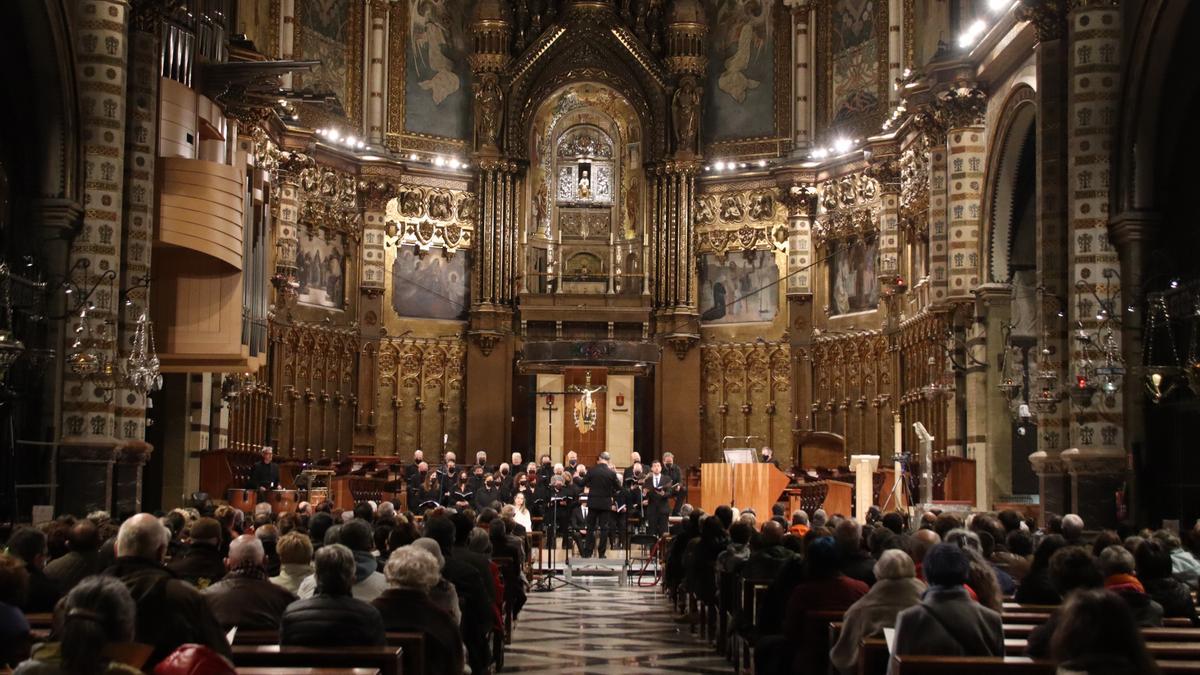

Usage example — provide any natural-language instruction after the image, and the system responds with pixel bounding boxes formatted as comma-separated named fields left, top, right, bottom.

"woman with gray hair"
left=411, top=538, right=461, bottom=624
left=372, top=546, right=465, bottom=675
left=280, top=544, right=385, bottom=647
left=15, top=576, right=142, bottom=674
left=829, top=549, right=926, bottom=675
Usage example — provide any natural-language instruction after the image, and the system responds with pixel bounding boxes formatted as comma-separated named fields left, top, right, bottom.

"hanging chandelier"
left=117, top=312, right=162, bottom=396
left=66, top=304, right=106, bottom=379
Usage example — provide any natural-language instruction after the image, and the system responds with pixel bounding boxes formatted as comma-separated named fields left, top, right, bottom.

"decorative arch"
left=982, top=85, right=1036, bottom=284
left=504, top=15, right=669, bottom=162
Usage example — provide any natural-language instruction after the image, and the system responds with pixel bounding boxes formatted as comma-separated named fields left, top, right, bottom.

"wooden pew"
left=237, top=669, right=381, bottom=675
left=230, top=644, right=407, bottom=675
left=891, top=655, right=1200, bottom=674
left=233, top=631, right=424, bottom=675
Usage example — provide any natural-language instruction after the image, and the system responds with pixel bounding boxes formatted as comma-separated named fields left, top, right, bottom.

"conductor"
left=642, top=460, right=674, bottom=537
left=247, top=446, right=281, bottom=491
left=581, top=451, right=621, bottom=558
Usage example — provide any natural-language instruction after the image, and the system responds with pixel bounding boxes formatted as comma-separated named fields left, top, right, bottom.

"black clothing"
left=662, top=463, right=686, bottom=515
left=442, top=552, right=493, bottom=675
left=473, top=485, right=501, bottom=511
left=582, top=463, right=621, bottom=511
left=1144, top=577, right=1200, bottom=623
left=20, top=566, right=61, bottom=614
left=167, top=542, right=226, bottom=589
left=103, top=556, right=232, bottom=668
left=43, top=550, right=101, bottom=592
left=1012, top=568, right=1060, bottom=605
left=643, top=473, right=674, bottom=537
left=373, top=588, right=464, bottom=675
left=839, top=550, right=877, bottom=586
left=280, top=593, right=386, bottom=646
left=248, top=460, right=281, bottom=490
left=205, top=575, right=297, bottom=630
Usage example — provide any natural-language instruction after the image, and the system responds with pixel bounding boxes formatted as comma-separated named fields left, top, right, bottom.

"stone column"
left=919, top=114, right=950, bottom=304
left=974, top=284, right=1015, bottom=508
left=280, top=0, right=296, bottom=89
left=1017, top=0, right=1072, bottom=514
left=785, top=0, right=813, bottom=152
left=888, top=0, right=903, bottom=105
left=115, top=11, right=159, bottom=444
left=366, top=0, right=389, bottom=146
left=939, top=88, right=986, bottom=302
left=780, top=181, right=817, bottom=467
left=1064, top=0, right=1123, bottom=526
left=62, top=0, right=130, bottom=448
left=273, top=153, right=307, bottom=296
left=356, top=177, right=394, bottom=451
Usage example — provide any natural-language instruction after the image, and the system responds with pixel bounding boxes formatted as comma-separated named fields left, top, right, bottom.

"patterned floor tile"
left=502, top=585, right=733, bottom=674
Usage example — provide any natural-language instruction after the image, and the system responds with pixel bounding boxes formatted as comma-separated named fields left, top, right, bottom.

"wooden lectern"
left=700, top=462, right=791, bottom=519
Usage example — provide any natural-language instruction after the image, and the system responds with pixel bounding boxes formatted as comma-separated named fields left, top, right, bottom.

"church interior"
left=2, top=0, right=1200, bottom=672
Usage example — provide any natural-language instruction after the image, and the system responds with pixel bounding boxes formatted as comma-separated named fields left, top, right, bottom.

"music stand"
left=531, top=495, right=589, bottom=593
left=722, top=447, right=757, bottom=510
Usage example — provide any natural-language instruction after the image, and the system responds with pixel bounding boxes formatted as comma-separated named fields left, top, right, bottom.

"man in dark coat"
left=662, top=452, right=686, bottom=515
left=280, top=543, right=385, bottom=646
left=581, top=452, right=621, bottom=558
left=205, top=534, right=297, bottom=630
left=43, top=521, right=103, bottom=592
left=167, top=517, right=226, bottom=589
left=247, top=446, right=281, bottom=490
left=642, top=460, right=674, bottom=538
left=5, top=527, right=61, bottom=613
left=373, top=545, right=465, bottom=675
left=425, top=515, right=492, bottom=675
left=103, top=513, right=232, bottom=669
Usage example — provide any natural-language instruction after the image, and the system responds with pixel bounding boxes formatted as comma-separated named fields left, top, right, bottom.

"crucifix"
left=536, top=371, right=608, bottom=459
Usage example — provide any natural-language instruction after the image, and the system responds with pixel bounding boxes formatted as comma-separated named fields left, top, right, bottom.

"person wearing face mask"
left=760, top=446, right=780, bottom=469
left=474, top=450, right=491, bottom=472
left=564, top=451, right=580, bottom=475
left=473, top=474, right=500, bottom=511
left=469, top=464, right=487, bottom=492
left=406, top=450, right=425, bottom=481
left=662, top=452, right=686, bottom=516
left=538, top=455, right=554, bottom=484
left=409, top=461, right=430, bottom=507
left=451, top=471, right=473, bottom=509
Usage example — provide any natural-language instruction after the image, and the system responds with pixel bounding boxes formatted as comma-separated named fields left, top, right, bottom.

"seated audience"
left=6, top=527, right=61, bottom=613
left=1136, top=538, right=1199, bottom=624
left=280, top=543, right=385, bottom=646
left=889, top=543, right=1003, bottom=674
left=834, top=519, right=875, bottom=585
left=1014, top=534, right=1068, bottom=604
left=1049, top=588, right=1160, bottom=675
left=43, top=521, right=102, bottom=593
left=297, top=518, right=386, bottom=601
left=0, top=554, right=31, bottom=668
left=204, top=534, right=296, bottom=630
left=372, top=546, right=465, bottom=675
left=1155, top=530, right=1200, bottom=591
left=829, top=549, right=925, bottom=675
left=1061, top=513, right=1085, bottom=544
left=166, top=517, right=225, bottom=589
left=271, top=531, right=314, bottom=594
left=411, top=537, right=462, bottom=624
left=102, top=514, right=230, bottom=668
left=14, top=576, right=144, bottom=675
left=1099, top=544, right=1163, bottom=627
left=774, top=536, right=869, bottom=673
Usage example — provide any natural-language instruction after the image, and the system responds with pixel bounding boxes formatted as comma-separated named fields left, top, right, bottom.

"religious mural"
left=391, top=245, right=470, bottom=320
left=703, top=0, right=776, bottom=141
left=818, top=0, right=887, bottom=138
left=699, top=251, right=780, bottom=324
left=405, top=0, right=471, bottom=140
left=828, top=238, right=879, bottom=315
left=296, top=232, right=347, bottom=310
left=299, top=0, right=354, bottom=115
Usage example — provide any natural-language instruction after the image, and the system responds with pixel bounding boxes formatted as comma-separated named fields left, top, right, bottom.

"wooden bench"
left=892, top=655, right=1200, bottom=674
left=233, top=632, right=424, bottom=675
left=230, top=645, right=404, bottom=675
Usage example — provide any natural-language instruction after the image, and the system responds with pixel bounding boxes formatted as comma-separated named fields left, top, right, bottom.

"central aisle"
left=502, top=585, right=734, bottom=674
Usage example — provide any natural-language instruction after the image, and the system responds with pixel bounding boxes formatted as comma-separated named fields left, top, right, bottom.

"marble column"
left=940, top=90, right=986, bottom=302
left=1064, top=0, right=1123, bottom=526
left=921, top=115, right=950, bottom=304
left=974, top=283, right=1016, bottom=508
left=62, top=0, right=130, bottom=451
left=887, top=0, right=903, bottom=105
left=280, top=0, right=296, bottom=89
left=785, top=0, right=813, bottom=152
left=115, top=17, right=159, bottom=444
left=366, top=0, right=389, bottom=145
left=780, top=182, right=817, bottom=468
left=356, top=177, right=394, bottom=451
left=274, top=154, right=306, bottom=291
left=1017, top=0, right=1072, bottom=514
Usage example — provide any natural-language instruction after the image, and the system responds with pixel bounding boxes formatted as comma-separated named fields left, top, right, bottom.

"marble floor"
left=502, top=583, right=734, bottom=674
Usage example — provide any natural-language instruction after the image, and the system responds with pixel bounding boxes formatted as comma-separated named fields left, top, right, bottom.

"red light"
left=1076, top=376, right=1088, bottom=389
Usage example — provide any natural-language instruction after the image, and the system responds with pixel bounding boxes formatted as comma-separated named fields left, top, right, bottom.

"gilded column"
left=366, top=0, right=389, bottom=145
left=356, top=177, right=394, bottom=451
left=1063, top=0, right=1123, bottom=525
left=273, top=152, right=307, bottom=299
left=917, top=112, right=950, bottom=304
left=780, top=181, right=817, bottom=467
left=62, top=0, right=131, bottom=449
left=115, top=6, right=160, bottom=444
left=1017, top=0, right=1071, bottom=524
left=888, top=0, right=903, bottom=105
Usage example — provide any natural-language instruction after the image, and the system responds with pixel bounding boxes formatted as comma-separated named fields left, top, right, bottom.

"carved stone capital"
left=1029, top=449, right=1067, bottom=475
left=1016, top=0, right=1069, bottom=41
left=469, top=330, right=504, bottom=357
left=356, top=179, right=397, bottom=211
left=115, top=439, right=154, bottom=465
left=777, top=183, right=819, bottom=218
left=361, top=286, right=386, bottom=299
left=1107, top=210, right=1160, bottom=247
left=664, top=333, right=699, bottom=360
left=1061, top=448, right=1125, bottom=475
left=276, top=151, right=313, bottom=183
left=934, top=87, right=987, bottom=131
left=865, top=154, right=902, bottom=194
left=911, top=109, right=947, bottom=145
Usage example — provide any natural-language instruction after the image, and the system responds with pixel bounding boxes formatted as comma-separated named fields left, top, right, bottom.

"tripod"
left=881, top=452, right=910, bottom=513
left=531, top=496, right=589, bottom=592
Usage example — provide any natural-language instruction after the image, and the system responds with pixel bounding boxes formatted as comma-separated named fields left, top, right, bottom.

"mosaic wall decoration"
left=404, top=0, right=471, bottom=140
left=390, top=245, right=470, bottom=320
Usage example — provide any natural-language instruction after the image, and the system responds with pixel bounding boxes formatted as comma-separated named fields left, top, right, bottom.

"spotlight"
left=833, top=137, right=853, bottom=154
left=409, top=153, right=419, bottom=161
left=958, top=19, right=987, bottom=49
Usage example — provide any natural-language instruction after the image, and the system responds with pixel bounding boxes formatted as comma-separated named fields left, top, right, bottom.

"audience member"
left=1136, top=539, right=1199, bottom=624
left=1061, top=513, right=1085, bottom=545
left=43, top=521, right=102, bottom=592
left=1049, top=589, right=1160, bottom=675
left=830, top=549, right=925, bottom=675
left=889, top=544, right=1003, bottom=673
left=0, top=554, right=31, bottom=668
left=271, top=531, right=314, bottom=594
left=166, top=518, right=224, bottom=589
left=14, top=576, right=143, bottom=675
left=373, top=546, right=464, bottom=675
left=1014, top=534, right=1068, bottom=604
left=102, top=513, right=230, bottom=668
left=834, top=519, right=875, bottom=585
left=5, top=527, right=61, bottom=613
left=297, top=519, right=386, bottom=601
left=204, top=534, right=296, bottom=630
left=280, top=543, right=385, bottom=646
left=776, top=537, right=868, bottom=673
